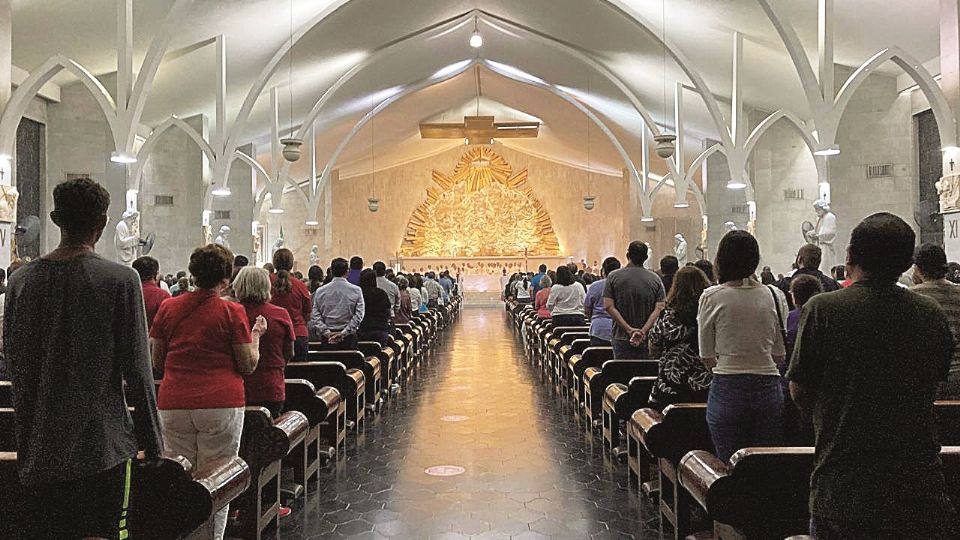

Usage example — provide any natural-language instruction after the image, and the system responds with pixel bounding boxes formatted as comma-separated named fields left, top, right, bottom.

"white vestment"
left=114, top=221, right=139, bottom=265
left=814, top=211, right=838, bottom=271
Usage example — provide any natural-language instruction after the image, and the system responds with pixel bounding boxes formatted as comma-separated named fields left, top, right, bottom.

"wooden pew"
left=282, top=380, right=343, bottom=485
left=285, top=361, right=365, bottom=429
left=356, top=342, right=391, bottom=405
left=0, top=381, right=11, bottom=408
left=555, top=332, right=590, bottom=388
left=544, top=326, right=589, bottom=378
left=583, top=360, right=658, bottom=427
left=0, top=452, right=250, bottom=540
left=601, top=376, right=657, bottom=455
left=235, top=407, right=308, bottom=540
left=308, top=347, right=381, bottom=414
left=569, top=347, right=614, bottom=407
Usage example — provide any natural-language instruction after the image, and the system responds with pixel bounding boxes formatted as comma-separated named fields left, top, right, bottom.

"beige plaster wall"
left=263, top=143, right=646, bottom=271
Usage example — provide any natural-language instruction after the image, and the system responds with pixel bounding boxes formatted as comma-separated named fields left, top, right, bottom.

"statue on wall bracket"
left=937, top=174, right=960, bottom=214
left=674, top=233, right=688, bottom=265
left=0, top=185, right=19, bottom=224
left=215, top=225, right=231, bottom=249
left=805, top=200, right=838, bottom=271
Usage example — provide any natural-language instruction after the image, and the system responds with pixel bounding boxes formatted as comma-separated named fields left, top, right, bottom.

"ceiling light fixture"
left=268, top=207, right=285, bottom=214
left=469, top=16, right=483, bottom=48
left=110, top=151, right=137, bottom=164
left=942, top=145, right=960, bottom=153
left=674, top=201, right=690, bottom=208
left=641, top=216, right=655, bottom=222
left=305, top=219, right=319, bottom=226
left=211, top=186, right=231, bottom=197
left=655, top=0, right=676, bottom=161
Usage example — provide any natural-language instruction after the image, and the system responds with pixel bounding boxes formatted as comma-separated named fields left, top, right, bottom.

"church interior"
left=1, top=0, right=959, bottom=539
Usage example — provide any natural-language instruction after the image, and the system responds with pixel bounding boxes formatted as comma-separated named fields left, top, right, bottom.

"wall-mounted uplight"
left=211, top=186, right=231, bottom=197
left=943, top=146, right=960, bottom=153
left=110, top=151, right=137, bottom=164
left=726, top=180, right=747, bottom=190
left=268, top=207, right=285, bottom=214
left=674, top=201, right=690, bottom=208
left=641, top=216, right=655, bottom=222
left=813, top=145, right=840, bottom=156
left=305, top=219, right=319, bottom=226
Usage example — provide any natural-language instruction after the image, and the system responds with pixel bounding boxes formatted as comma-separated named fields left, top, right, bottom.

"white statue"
left=643, top=242, right=654, bottom=270
left=674, top=234, right=688, bottom=265
left=215, top=225, right=231, bottom=249
left=723, top=221, right=738, bottom=233
left=309, top=245, right=320, bottom=267
left=273, top=236, right=285, bottom=254
left=114, top=209, right=140, bottom=266
left=806, top=200, right=838, bottom=271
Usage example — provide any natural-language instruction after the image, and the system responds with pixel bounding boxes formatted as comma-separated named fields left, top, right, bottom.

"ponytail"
left=272, top=248, right=295, bottom=295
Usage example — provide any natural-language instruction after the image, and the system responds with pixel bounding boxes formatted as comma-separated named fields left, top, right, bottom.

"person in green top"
left=787, top=212, right=956, bottom=539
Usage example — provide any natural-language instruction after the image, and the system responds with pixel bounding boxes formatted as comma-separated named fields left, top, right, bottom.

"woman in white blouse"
left=547, top=265, right=586, bottom=327
left=698, top=230, right=788, bottom=462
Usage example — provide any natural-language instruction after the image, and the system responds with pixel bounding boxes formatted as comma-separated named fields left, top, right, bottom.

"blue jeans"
left=293, top=336, right=309, bottom=362
left=612, top=338, right=647, bottom=359
left=706, top=374, right=783, bottom=462
left=589, top=336, right=611, bottom=347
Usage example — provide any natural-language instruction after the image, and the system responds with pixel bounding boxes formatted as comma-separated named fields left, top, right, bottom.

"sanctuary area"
left=0, top=1, right=959, bottom=539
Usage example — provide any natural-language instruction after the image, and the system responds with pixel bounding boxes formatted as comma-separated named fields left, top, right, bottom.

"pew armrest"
left=194, top=456, right=251, bottom=514
left=677, top=449, right=730, bottom=511
left=631, top=407, right=664, bottom=450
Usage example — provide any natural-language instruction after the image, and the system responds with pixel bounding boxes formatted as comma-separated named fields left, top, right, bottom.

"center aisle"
left=279, top=307, right=657, bottom=540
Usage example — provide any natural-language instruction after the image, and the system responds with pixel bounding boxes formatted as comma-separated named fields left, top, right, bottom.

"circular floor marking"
left=440, top=415, right=470, bottom=422
left=424, top=465, right=466, bottom=477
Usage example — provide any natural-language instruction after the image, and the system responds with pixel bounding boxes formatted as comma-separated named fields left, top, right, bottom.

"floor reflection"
left=277, top=307, right=658, bottom=540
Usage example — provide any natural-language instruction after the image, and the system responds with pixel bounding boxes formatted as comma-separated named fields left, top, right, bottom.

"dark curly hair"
left=51, top=177, right=110, bottom=234
left=188, top=244, right=234, bottom=289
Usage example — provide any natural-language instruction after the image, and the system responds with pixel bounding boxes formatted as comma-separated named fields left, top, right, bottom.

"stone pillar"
left=942, top=0, right=960, bottom=166
left=0, top=0, right=12, bottom=269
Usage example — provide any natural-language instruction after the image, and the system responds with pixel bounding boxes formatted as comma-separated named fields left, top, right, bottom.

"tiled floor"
left=275, top=307, right=659, bottom=539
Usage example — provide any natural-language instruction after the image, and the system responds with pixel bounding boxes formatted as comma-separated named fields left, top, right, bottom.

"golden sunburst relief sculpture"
left=401, top=147, right=561, bottom=257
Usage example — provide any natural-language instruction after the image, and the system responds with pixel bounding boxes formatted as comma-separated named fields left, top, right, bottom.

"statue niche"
left=400, top=147, right=560, bottom=257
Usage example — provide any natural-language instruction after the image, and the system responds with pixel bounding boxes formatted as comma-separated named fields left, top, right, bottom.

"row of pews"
left=507, top=302, right=960, bottom=540
left=0, top=297, right=461, bottom=540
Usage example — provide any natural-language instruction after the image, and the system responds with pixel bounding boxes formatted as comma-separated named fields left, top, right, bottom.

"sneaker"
left=278, top=506, right=293, bottom=518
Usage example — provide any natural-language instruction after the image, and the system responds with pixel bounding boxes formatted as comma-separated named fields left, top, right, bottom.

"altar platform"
left=400, top=256, right=572, bottom=305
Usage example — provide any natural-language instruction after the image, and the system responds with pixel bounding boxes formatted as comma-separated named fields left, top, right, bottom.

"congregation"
left=0, top=177, right=461, bottom=540
left=507, top=211, right=960, bottom=539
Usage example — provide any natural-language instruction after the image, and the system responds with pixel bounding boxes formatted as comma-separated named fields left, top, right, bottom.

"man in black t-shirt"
left=788, top=213, right=956, bottom=539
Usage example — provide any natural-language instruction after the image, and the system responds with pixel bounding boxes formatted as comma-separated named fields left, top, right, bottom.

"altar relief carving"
left=401, top=147, right=560, bottom=257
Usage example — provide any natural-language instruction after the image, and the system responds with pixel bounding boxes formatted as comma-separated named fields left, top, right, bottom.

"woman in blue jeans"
left=697, top=231, right=788, bottom=462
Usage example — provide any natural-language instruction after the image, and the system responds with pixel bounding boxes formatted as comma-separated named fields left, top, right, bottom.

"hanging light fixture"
left=368, top=116, right=379, bottom=212
left=655, top=0, right=676, bottom=161
left=469, top=16, right=483, bottom=48
left=583, top=80, right=596, bottom=211
left=281, top=0, right=303, bottom=162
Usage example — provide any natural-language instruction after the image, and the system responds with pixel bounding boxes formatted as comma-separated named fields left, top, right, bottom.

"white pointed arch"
left=132, top=117, right=216, bottom=190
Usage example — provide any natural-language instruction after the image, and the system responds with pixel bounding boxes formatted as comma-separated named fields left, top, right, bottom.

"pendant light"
left=654, top=0, right=676, bottom=160
left=583, top=75, right=596, bottom=211
left=280, top=0, right=303, bottom=162
left=368, top=117, right=380, bottom=212
left=469, top=16, right=483, bottom=48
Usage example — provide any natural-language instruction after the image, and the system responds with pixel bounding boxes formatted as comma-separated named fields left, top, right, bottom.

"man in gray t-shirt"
left=6, top=178, right=162, bottom=539
left=603, top=241, right=666, bottom=359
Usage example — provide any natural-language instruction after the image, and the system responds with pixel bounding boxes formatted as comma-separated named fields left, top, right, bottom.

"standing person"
left=424, top=272, right=445, bottom=308
left=499, top=268, right=511, bottom=301
left=439, top=271, right=455, bottom=301
left=530, top=264, right=548, bottom=296
left=347, top=256, right=363, bottom=285
left=407, top=275, right=424, bottom=314
left=270, top=249, right=312, bottom=361
left=357, top=269, right=393, bottom=347
left=534, top=275, right=553, bottom=319
left=133, top=255, right=171, bottom=329
left=373, top=261, right=400, bottom=317
left=308, top=265, right=324, bottom=294
left=547, top=265, right=586, bottom=327
left=776, top=244, right=840, bottom=308
left=694, top=259, right=716, bottom=285
left=760, top=266, right=777, bottom=286
left=584, top=257, right=620, bottom=346
left=648, top=266, right=713, bottom=410
left=603, top=241, right=666, bottom=359
left=150, top=244, right=266, bottom=539
left=659, top=255, right=680, bottom=295
left=789, top=213, right=957, bottom=539
left=698, top=230, right=788, bottom=462
left=6, top=177, right=163, bottom=540
left=395, top=276, right=414, bottom=324
left=310, top=258, right=365, bottom=350
left=512, top=273, right=532, bottom=305
left=234, top=266, right=295, bottom=418
left=912, top=243, right=960, bottom=399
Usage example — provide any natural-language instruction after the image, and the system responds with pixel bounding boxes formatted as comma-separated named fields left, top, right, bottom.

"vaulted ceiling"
left=9, top=0, right=940, bottom=176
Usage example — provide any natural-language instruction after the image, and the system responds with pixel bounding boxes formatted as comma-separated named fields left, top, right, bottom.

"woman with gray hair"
left=234, top=266, right=296, bottom=419
left=395, top=276, right=413, bottom=324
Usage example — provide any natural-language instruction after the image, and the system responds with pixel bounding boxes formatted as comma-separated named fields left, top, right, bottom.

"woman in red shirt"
left=270, top=248, right=312, bottom=361
left=534, top=275, right=553, bottom=319
left=150, top=244, right=265, bottom=540
left=234, top=266, right=295, bottom=418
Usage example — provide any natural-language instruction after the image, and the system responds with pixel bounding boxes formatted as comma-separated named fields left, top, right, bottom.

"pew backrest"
left=305, top=350, right=365, bottom=371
